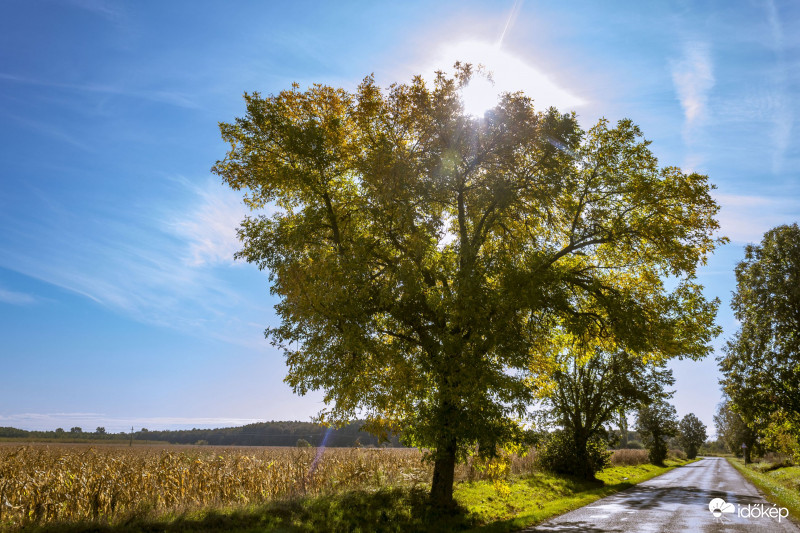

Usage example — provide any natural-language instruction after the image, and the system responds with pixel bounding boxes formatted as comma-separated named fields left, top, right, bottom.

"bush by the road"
left=668, top=449, right=687, bottom=461
left=536, top=430, right=611, bottom=479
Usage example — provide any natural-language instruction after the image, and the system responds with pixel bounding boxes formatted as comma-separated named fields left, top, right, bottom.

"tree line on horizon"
left=0, top=421, right=404, bottom=447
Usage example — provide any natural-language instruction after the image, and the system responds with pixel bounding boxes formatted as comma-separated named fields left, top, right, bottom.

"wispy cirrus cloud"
left=64, top=0, right=123, bottom=20
left=0, top=178, right=270, bottom=347
left=169, top=178, right=255, bottom=266
left=715, top=192, right=799, bottom=244
left=0, top=72, right=199, bottom=110
left=670, top=42, right=714, bottom=136
left=0, top=287, right=37, bottom=305
left=763, top=0, right=792, bottom=173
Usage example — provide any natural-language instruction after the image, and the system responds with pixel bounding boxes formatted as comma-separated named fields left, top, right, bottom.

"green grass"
left=7, top=460, right=693, bottom=533
left=456, top=459, right=692, bottom=532
left=727, top=457, right=800, bottom=521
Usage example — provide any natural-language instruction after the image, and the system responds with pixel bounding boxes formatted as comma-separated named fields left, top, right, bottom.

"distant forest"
left=0, top=421, right=405, bottom=447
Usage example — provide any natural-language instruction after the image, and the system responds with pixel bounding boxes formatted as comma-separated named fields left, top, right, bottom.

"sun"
left=426, top=40, right=585, bottom=117
left=460, top=73, right=497, bottom=117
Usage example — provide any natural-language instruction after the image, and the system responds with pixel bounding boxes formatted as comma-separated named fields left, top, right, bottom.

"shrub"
left=623, top=440, right=643, bottom=449
left=667, top=449, right=687, bottom=461
left=537, top=430, right=611, bottom=479
left=296, top=438, right=312, bottom=448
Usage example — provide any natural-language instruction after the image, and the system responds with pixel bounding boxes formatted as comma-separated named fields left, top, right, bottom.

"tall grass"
left=609, top=448, right=649, bottom=466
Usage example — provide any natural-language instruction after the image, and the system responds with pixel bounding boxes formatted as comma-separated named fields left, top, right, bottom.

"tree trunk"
left=619, top=409, right=628, bottom=447
left=430, top=438, right=457, bottom=507
left=574, top=432, right=594, bottom=480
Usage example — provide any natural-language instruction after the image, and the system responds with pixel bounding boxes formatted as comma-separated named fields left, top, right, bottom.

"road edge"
left=726, top=457, right=800, bottom=527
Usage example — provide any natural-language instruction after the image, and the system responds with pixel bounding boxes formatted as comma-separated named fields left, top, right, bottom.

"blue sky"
left=1, top=0, right=797, bottom=435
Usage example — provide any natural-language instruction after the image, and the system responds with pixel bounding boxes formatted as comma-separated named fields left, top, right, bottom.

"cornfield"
left=0, top=443, right=538, bottom=529
left=0, top=444, right=429, bottom=528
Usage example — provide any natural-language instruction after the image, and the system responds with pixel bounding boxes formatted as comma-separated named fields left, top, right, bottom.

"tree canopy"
left=636, top=400, right=679, bottom=465
left=213, top=65, right=724, bottom=504
left=714, top=399, right=758, bottom=462
left=719, top=223, right=800, bottom=461
left=719, top=224, right=800, bottom=424
left=678, top=413, right=707, bottom=460
left=539, top=345, right=674, bottom=478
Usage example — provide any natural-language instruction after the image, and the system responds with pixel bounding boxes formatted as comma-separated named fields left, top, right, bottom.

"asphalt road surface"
left=524, top=457, right=799, bottom=532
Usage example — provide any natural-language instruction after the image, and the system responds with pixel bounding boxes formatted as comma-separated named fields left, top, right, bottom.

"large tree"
left=719, top=224, right=800, bottom=440
left=213, top=66, right=724, bottom=505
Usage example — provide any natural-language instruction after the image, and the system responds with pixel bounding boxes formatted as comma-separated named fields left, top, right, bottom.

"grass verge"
left=6, top=460, right=693, bottom=533
left=458, top=459, right=692, bottom=532
left=727, top=457, right=800, bottom=521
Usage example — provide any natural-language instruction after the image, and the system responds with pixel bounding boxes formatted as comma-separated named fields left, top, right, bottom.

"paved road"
left=524, top=457, right=799, bottom=532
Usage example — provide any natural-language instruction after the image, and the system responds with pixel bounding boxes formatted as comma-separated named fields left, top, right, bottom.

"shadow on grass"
left=15, top=488, right=478, bottom=533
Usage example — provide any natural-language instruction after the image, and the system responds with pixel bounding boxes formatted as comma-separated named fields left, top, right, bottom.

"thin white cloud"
left=764, top=0, right=791, bottom=173
left=0, top=72, right=199, bottom=110
left=4, top=113, right=95, bottom=152
left=64, top=0, right=122, bottom=20
left=169, top=180, right=251, bottom=266
left=715, top=192, right=799, bottom=244
left=0, top=178, right=271, bottom=348
left=670, top=42, right=714, bottom=131
left=765, top=0, right=784, bottom=50
left=0, top=287, right=36, bottom=305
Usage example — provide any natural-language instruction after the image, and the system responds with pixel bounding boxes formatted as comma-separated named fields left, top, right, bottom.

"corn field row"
left=0, top=444, right=541, bottom=528
left=0, top=444, right=433, bottom=528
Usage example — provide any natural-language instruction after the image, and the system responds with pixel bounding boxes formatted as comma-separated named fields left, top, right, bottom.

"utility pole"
left=130, top=426, right=134, bottom=447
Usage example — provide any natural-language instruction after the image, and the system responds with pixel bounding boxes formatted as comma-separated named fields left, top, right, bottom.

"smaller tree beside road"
left=678, top=413, right=707, bottom=459
left=539, top=344, right=674, bottom=479
left=636, top=400, right=678, bottom=465
left=714, top=400, right=758, bottom=462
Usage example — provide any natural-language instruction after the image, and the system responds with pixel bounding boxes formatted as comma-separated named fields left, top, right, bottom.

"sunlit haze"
left=428, top=40, right=586, bottom=116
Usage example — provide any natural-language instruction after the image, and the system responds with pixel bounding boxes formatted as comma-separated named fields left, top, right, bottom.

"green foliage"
left=296, top=438, right=312, bottom=448
left=636, top=400, right=678, bottom=465
left=699, top=438, right=728, bottom=456
left=719, top=223, right=800, bottom=458
left=0, top=422, right=399, bottom=448
left=539, top=345, right=674, bottom=478
left=537, top=429, right=611, bottom=479
left=213, top=64, right=724, bottom=504
left=714, top=399, right=758, bottom=461
left=678, top=413, right=707, bottom=459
